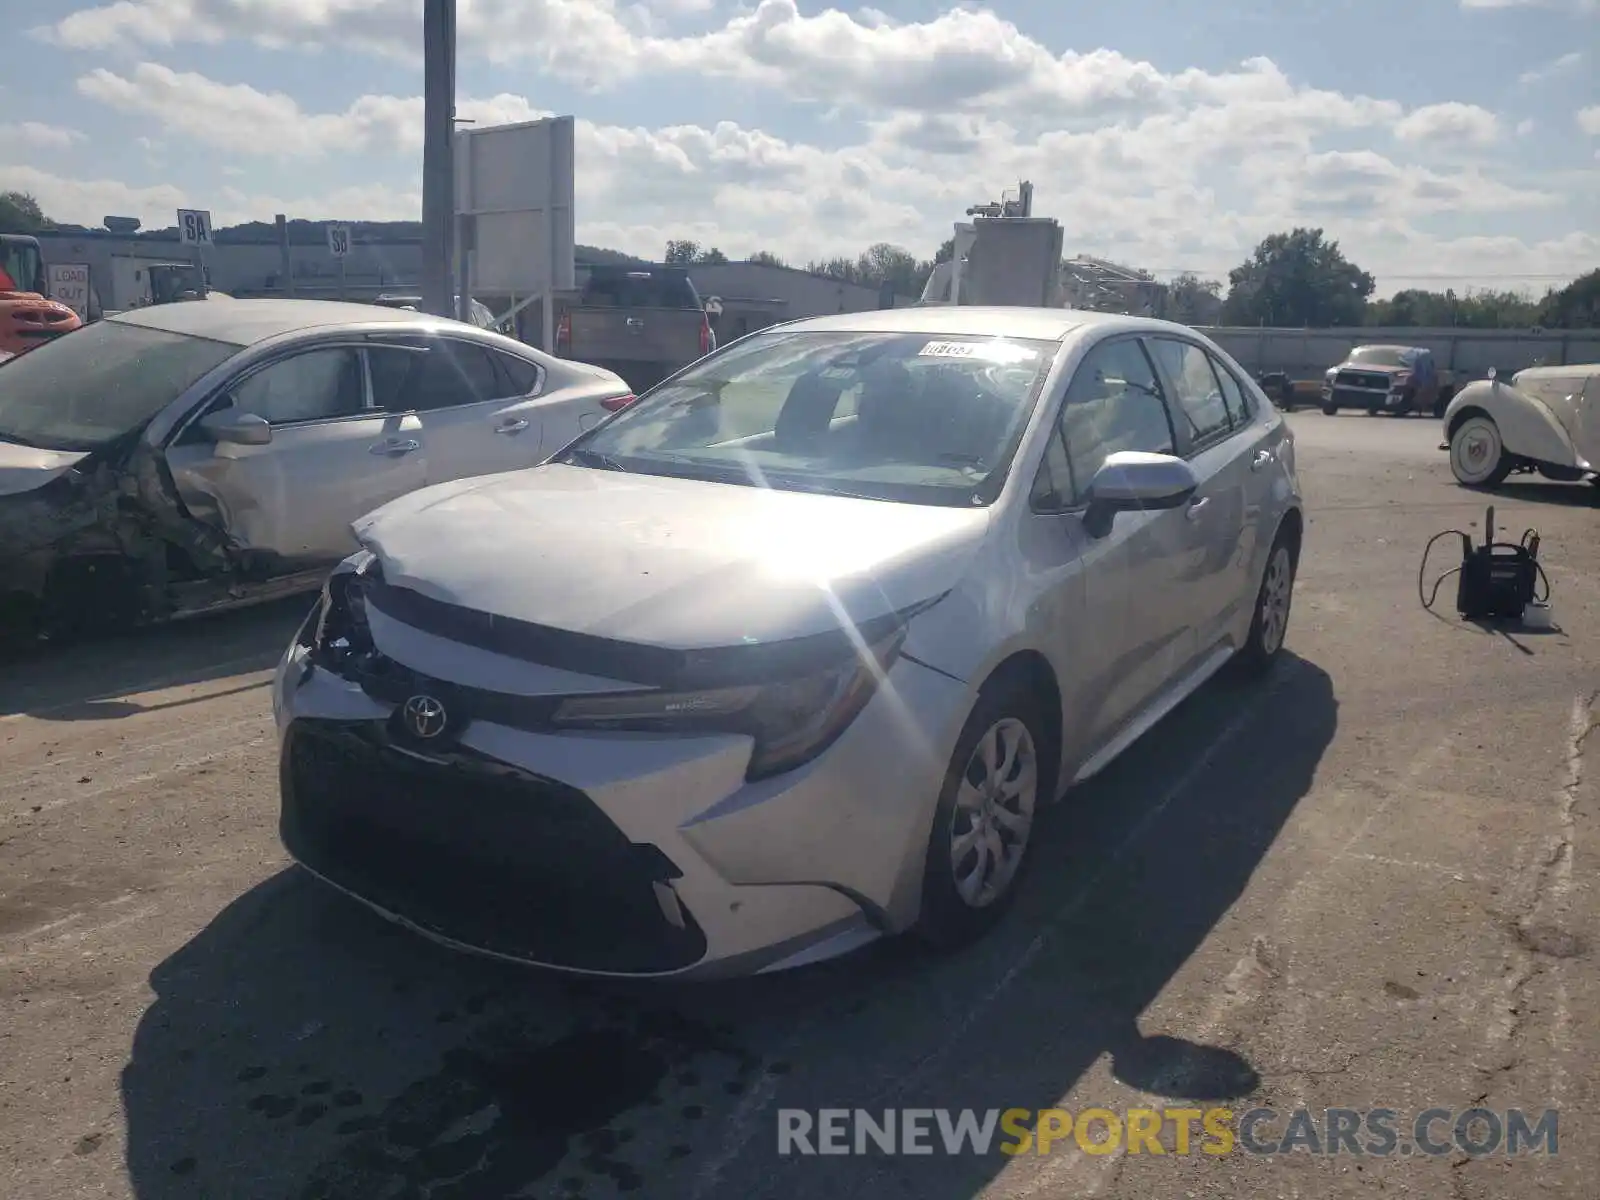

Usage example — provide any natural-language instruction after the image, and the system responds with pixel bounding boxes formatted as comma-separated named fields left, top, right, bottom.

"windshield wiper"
left=565, top=447, right=630, bottom=472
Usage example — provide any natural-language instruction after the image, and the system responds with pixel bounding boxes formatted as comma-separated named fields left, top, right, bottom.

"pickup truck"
left=1320, top=344, right=1455, bottom=417
left=555, top=264, right=714, bottom=393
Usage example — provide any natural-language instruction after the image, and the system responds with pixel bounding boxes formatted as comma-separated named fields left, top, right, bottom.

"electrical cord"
left=1418, top=529, right=1467, bottom=612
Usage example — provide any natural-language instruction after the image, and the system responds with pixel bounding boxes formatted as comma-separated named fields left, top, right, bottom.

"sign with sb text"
left=326, top=224, right=351, bottom=259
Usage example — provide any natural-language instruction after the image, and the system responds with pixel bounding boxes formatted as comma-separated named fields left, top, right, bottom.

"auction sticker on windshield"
left=918, top=340, right=1039, bottom=363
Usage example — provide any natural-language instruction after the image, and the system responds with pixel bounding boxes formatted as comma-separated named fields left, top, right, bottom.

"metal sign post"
left=327, top=223, right=350, bottom=299
left=176, top=208, right=213, bottom=298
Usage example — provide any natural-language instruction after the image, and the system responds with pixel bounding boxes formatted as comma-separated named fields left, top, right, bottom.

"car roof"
left=107, top=297, right=474, bottom=346
left=1354, top=344, right=1422, bottom=353
left=770, top=306, right=1197, bottom=343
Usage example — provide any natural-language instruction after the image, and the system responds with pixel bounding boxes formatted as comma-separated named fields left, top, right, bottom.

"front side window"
left=1054, top=338, right=1174, bottom=503
left=1149, top=338, right=1233, bottom=444
left=558, top=329, right=1058, bottom=507
left=0, top=320, right=240, bottom=452
left=232, top=348, right=365, bottom=425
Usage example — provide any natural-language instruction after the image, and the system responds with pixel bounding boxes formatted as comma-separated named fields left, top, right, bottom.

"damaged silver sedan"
left=0, top=299, right=634, bottom=646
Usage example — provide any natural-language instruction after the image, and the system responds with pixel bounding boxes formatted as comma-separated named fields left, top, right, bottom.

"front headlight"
left=550, top=625, right=907, bottom=780
left=311, top=552, right=377, bottom=664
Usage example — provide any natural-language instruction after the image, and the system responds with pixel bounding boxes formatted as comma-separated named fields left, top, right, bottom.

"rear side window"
left=1208, top=354, right=1252, bottom=424
left=492, top=350, right=541, bottom=396
left=1149, top=338, right=1233, bottom=445
left=377, top=340, right=505, bottom=411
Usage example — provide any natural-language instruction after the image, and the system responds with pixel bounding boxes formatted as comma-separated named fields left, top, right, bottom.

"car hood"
left=352, top=463, right=991, bottom=648
left=0, top=440, right=92, bottom=498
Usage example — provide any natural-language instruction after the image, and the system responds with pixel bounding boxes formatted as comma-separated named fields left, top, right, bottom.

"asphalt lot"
left=2, top=410, right=1596, bottom=1199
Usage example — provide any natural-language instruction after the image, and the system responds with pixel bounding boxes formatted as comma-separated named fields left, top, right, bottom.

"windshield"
left=0, top=238, right=44, bottom=294
left=0, top=320, right=240, bottom=452
left=558, top=329, right=1058, bottom=506
left=1349, top=346, right=1412, bottom=368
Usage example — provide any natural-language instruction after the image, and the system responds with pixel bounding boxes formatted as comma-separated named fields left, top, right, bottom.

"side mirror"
left=201, top=410, right=272, bottom=446
left=1082, top=450, right=1198, bottom=538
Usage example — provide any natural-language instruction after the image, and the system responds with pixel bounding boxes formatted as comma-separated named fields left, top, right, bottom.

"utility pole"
left=420, top=0, right=456, bottom=318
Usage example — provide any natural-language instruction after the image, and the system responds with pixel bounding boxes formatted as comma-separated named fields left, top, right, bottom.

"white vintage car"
left=1443, top=364, right=1599, bottom=489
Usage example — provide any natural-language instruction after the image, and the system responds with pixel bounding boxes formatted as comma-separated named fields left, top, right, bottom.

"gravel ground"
left=1, top=410, right=1596, bottom=1200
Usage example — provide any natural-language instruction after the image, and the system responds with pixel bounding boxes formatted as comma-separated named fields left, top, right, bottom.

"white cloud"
left=0, top=121, right=85, bottom=150
left=0, top=166, right=187, bottom=226
left=77, top=63, right=546, bottom=158
left=59, top=57, right=1585, bottom=295
left=1518, top=51, right=1585, bottom=84
left=1579, top=105, right=1600, bottom=135
left=1393, top=102, right=1501, bottom=146
left=25, top=3, right=1597, bottom=293
left=1516, top=118, right=1537, bottom=135
left=1460, top=0, right=1598, bottom=10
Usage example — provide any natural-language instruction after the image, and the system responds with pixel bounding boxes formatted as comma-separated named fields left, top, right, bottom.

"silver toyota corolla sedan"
left=272, top=306, right=1304, bottom=980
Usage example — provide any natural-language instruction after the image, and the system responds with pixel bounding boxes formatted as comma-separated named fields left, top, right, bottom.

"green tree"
left=663, top=239, right=700, bottom=264
left=1163, top=272, right=1224, bottom=324
left=697, top=246, right=728, bottom=265
left=0, top=191, right=52, bottom=233
left=1535, top=268, right=1600, bottom=329
left=1222, top=228, right=1375, bottom=327
left=746, top=250, right=787, bottom=267
left=806, top=241, right=938, bottom=298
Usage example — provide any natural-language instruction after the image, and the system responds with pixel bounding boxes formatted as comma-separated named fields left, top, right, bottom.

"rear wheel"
left=1449, top=414, right=1513, bottom=488
left=1236, top=531, right=1297, bottom=676
left=914, top=682, right=1052, bottom=950
left=1321, top=400, right=1338, bottom=416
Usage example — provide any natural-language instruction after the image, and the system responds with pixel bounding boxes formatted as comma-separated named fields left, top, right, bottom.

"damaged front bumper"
left=271, top=569, right=975, bottom=980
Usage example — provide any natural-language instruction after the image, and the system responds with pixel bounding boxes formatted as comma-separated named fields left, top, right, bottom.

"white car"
left=273, top=306, right=1304, bottom=980
left=0, top=300, right=634, bottom=640
left=1443, top=364, right=1599, bottom=488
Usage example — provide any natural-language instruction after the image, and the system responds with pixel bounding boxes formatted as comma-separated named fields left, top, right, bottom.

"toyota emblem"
left=401, top=694, right=448, bottom=739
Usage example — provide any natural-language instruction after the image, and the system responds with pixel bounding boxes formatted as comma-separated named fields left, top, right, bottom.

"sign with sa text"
left=177, top=209, right=213, bottom=246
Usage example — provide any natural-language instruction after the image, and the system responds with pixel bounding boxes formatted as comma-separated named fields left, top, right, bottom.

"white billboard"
left=454, top=115, right=576, bottom=297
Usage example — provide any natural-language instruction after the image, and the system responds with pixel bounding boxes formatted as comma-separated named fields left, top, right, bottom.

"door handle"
left=1186, top=496, right=1210, bottom=521
left=1250, top=449, right=1273, bottom=471
left=370, top=438, right=420, bottom=455
left=495, top=418, right=529, bottom=435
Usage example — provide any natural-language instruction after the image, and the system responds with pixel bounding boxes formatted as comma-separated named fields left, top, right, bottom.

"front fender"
left=1444, top=381, right=1581, bottom=470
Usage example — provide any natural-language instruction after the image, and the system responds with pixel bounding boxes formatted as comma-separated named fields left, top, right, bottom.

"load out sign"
left=48, top=264, right=91, bottom=319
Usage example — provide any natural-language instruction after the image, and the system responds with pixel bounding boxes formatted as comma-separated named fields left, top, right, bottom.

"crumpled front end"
left=272, top=554, right=976, bottom=979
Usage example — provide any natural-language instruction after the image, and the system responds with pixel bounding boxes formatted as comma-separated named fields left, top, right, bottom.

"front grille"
left=280, top=720, right=707, bottom=973
left=1330, top=386, right=1383, bottom=407
left=1334, top=370, right=1391, bottom=390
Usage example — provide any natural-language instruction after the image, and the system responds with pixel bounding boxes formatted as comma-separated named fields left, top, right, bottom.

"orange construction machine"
left=0, top=233, right=82, bottom=358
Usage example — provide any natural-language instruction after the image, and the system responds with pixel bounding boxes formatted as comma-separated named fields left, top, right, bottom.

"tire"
left=1449, top=414, right=1513, bottom=488
left=1321, top=401, right=1338, bottom=416
left=913, top=680, right=1054, bottom=950
left=1235, top=531, right=1296, bottom=677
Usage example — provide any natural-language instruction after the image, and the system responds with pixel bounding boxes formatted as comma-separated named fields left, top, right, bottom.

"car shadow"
left=120, top=652, right=1336, bottom=1200
left=1479, top=479, right=1600, bottom=509
left=0, top=595, right=313, bottom=719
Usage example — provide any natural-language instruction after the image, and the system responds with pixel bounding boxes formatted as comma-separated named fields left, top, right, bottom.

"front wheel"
left=1321, top=400, right=1338, bottom=416
left=913, top=684, right=1052, bottom=950
left=1449, top=414, right=1513, bottom=488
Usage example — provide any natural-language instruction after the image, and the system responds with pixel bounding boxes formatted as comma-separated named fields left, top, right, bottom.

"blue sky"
left=2, top=0, right=1596, bottom=296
